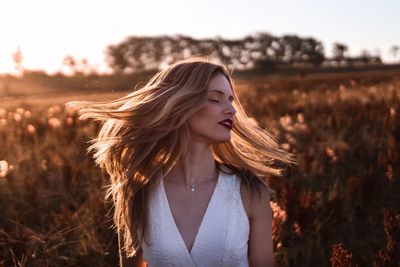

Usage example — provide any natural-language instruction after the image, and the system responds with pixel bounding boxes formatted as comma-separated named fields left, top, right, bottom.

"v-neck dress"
left=141, top=169, right=250, bottom=267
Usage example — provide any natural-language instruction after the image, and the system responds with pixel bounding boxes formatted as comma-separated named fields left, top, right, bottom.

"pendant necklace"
left=188, top=171, right=218, bottom=192
left=190, top=184, right=197, bottom=192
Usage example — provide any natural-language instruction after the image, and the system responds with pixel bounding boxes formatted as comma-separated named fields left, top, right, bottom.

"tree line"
left=8, top=32, right=399, bottom=77
left=104, top=33, right=384, bottom=74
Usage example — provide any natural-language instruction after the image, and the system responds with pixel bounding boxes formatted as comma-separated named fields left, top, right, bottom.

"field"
left=0, top=70, right=399, bottom=266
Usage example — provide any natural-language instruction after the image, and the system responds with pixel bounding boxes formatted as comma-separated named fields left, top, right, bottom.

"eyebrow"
left=209, top=90, right=234, bottom=101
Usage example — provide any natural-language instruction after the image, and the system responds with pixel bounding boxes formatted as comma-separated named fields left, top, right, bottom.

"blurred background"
left=0, top=0, right=399, bottom=266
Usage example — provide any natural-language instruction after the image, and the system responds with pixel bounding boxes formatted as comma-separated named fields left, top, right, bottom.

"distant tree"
left=62, top=56, right=96, bottom=76
left=12, top=46, right=24, bottom=76
left=359, top=49, right=372, bottom=65
left=106, top=45, right=130, bottom=73
left=390, top=45, right=399, bottom=62
left=78, top=58, right=92, bottom=75
left=373, top=48, right=382, bottom=59
left=300, top=38, right=325, bottom=66
left=104, top=33, right=327, bottom=73
left=62, top=55, right=77, bottom=75
left=332, top=42, right=348, bottom=62
left=282, top=35, right=302, bottom=64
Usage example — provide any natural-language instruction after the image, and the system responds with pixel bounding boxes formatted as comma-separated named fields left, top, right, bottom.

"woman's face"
left=187, top=73, right=237, bottom=144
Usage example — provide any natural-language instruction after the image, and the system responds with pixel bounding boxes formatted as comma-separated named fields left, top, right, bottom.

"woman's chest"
left=142, top=174, right=250, bottom=266
left=163, top=181, right=218, bottom=252
left=164, top=179, right=251, bottom=223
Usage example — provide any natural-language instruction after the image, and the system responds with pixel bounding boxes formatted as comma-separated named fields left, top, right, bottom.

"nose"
left=225, top=102, right=236, bottom=116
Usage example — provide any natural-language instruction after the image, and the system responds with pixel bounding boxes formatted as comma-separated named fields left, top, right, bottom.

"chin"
left=192, top=132, right=232, bottom=144
left=212, top=135, right=232, bottom=144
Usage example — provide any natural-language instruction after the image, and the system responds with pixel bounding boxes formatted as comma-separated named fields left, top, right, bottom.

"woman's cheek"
left=201, top=103, right=220, bottom=115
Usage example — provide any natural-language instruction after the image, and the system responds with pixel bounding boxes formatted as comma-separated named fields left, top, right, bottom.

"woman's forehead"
left=208, top=73, right=232, bottom=89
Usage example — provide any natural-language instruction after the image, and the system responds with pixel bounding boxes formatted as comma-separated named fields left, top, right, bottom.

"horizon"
left=1, top=0, right=399, bottom=75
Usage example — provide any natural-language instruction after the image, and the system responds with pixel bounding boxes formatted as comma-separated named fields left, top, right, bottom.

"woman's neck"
left=164, top=144, right=218, bottom=188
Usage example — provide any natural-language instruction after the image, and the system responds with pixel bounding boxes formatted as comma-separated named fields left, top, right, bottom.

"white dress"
left=142, top=169, right=250, bottom=267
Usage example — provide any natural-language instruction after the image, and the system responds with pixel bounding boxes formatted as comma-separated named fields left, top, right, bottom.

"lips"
left=218, top=118, right=233, bottom=129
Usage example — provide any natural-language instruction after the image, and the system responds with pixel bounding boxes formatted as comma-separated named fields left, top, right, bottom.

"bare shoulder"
left=251, top=182, right=271, bottom=221
left=239, top=176, right=271, bottom=221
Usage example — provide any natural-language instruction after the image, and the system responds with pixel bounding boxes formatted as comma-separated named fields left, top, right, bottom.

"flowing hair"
left=65, top=56, right=297, bottom=257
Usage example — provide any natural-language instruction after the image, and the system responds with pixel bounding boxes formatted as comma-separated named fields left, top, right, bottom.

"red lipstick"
left=218, top=119, right=233, bottom=129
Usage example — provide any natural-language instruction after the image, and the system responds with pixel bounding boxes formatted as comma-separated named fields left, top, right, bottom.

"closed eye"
left=209, top=99, right=220, bottom=103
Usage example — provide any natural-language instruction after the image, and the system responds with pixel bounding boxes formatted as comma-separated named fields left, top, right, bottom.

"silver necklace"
left=189, top=184, right=198, bottom=192
left=162, top=165, right=219, bottom=192
left=188, top=172, right=218, bottom=192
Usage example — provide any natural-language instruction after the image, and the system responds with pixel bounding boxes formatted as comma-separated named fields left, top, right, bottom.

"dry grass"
left=0, top=72, right=399, bottom=266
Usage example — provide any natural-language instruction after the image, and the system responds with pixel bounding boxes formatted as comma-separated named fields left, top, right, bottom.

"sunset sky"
left=1, top=0, right=399, bottom=75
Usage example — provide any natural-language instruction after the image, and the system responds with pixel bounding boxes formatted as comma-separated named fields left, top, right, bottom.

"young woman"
left=66, top=56, right=296, bottom=266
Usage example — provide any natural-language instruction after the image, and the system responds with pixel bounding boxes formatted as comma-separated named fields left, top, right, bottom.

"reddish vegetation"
left=0, top=71, right=399, bottom=266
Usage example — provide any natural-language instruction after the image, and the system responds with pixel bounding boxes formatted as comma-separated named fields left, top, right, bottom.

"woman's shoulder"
left=219, top=163, right=269, bottom=190
left=219, top=164, right=271, bottom=220
left=239, top=176, right=271, bottom=221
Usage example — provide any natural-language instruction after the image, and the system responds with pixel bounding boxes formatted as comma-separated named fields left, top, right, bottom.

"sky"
left=1, top=0, right=399, bottom=75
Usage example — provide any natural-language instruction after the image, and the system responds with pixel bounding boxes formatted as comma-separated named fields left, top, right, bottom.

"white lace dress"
left=142, top=169, right=250, bottom=267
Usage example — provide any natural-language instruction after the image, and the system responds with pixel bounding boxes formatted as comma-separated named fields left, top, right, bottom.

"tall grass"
left=0, top=76, right=399, bottom=266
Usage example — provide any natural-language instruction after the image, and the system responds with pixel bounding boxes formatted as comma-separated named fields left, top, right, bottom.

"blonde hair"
left=66, top=56, right=297, bottom=257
